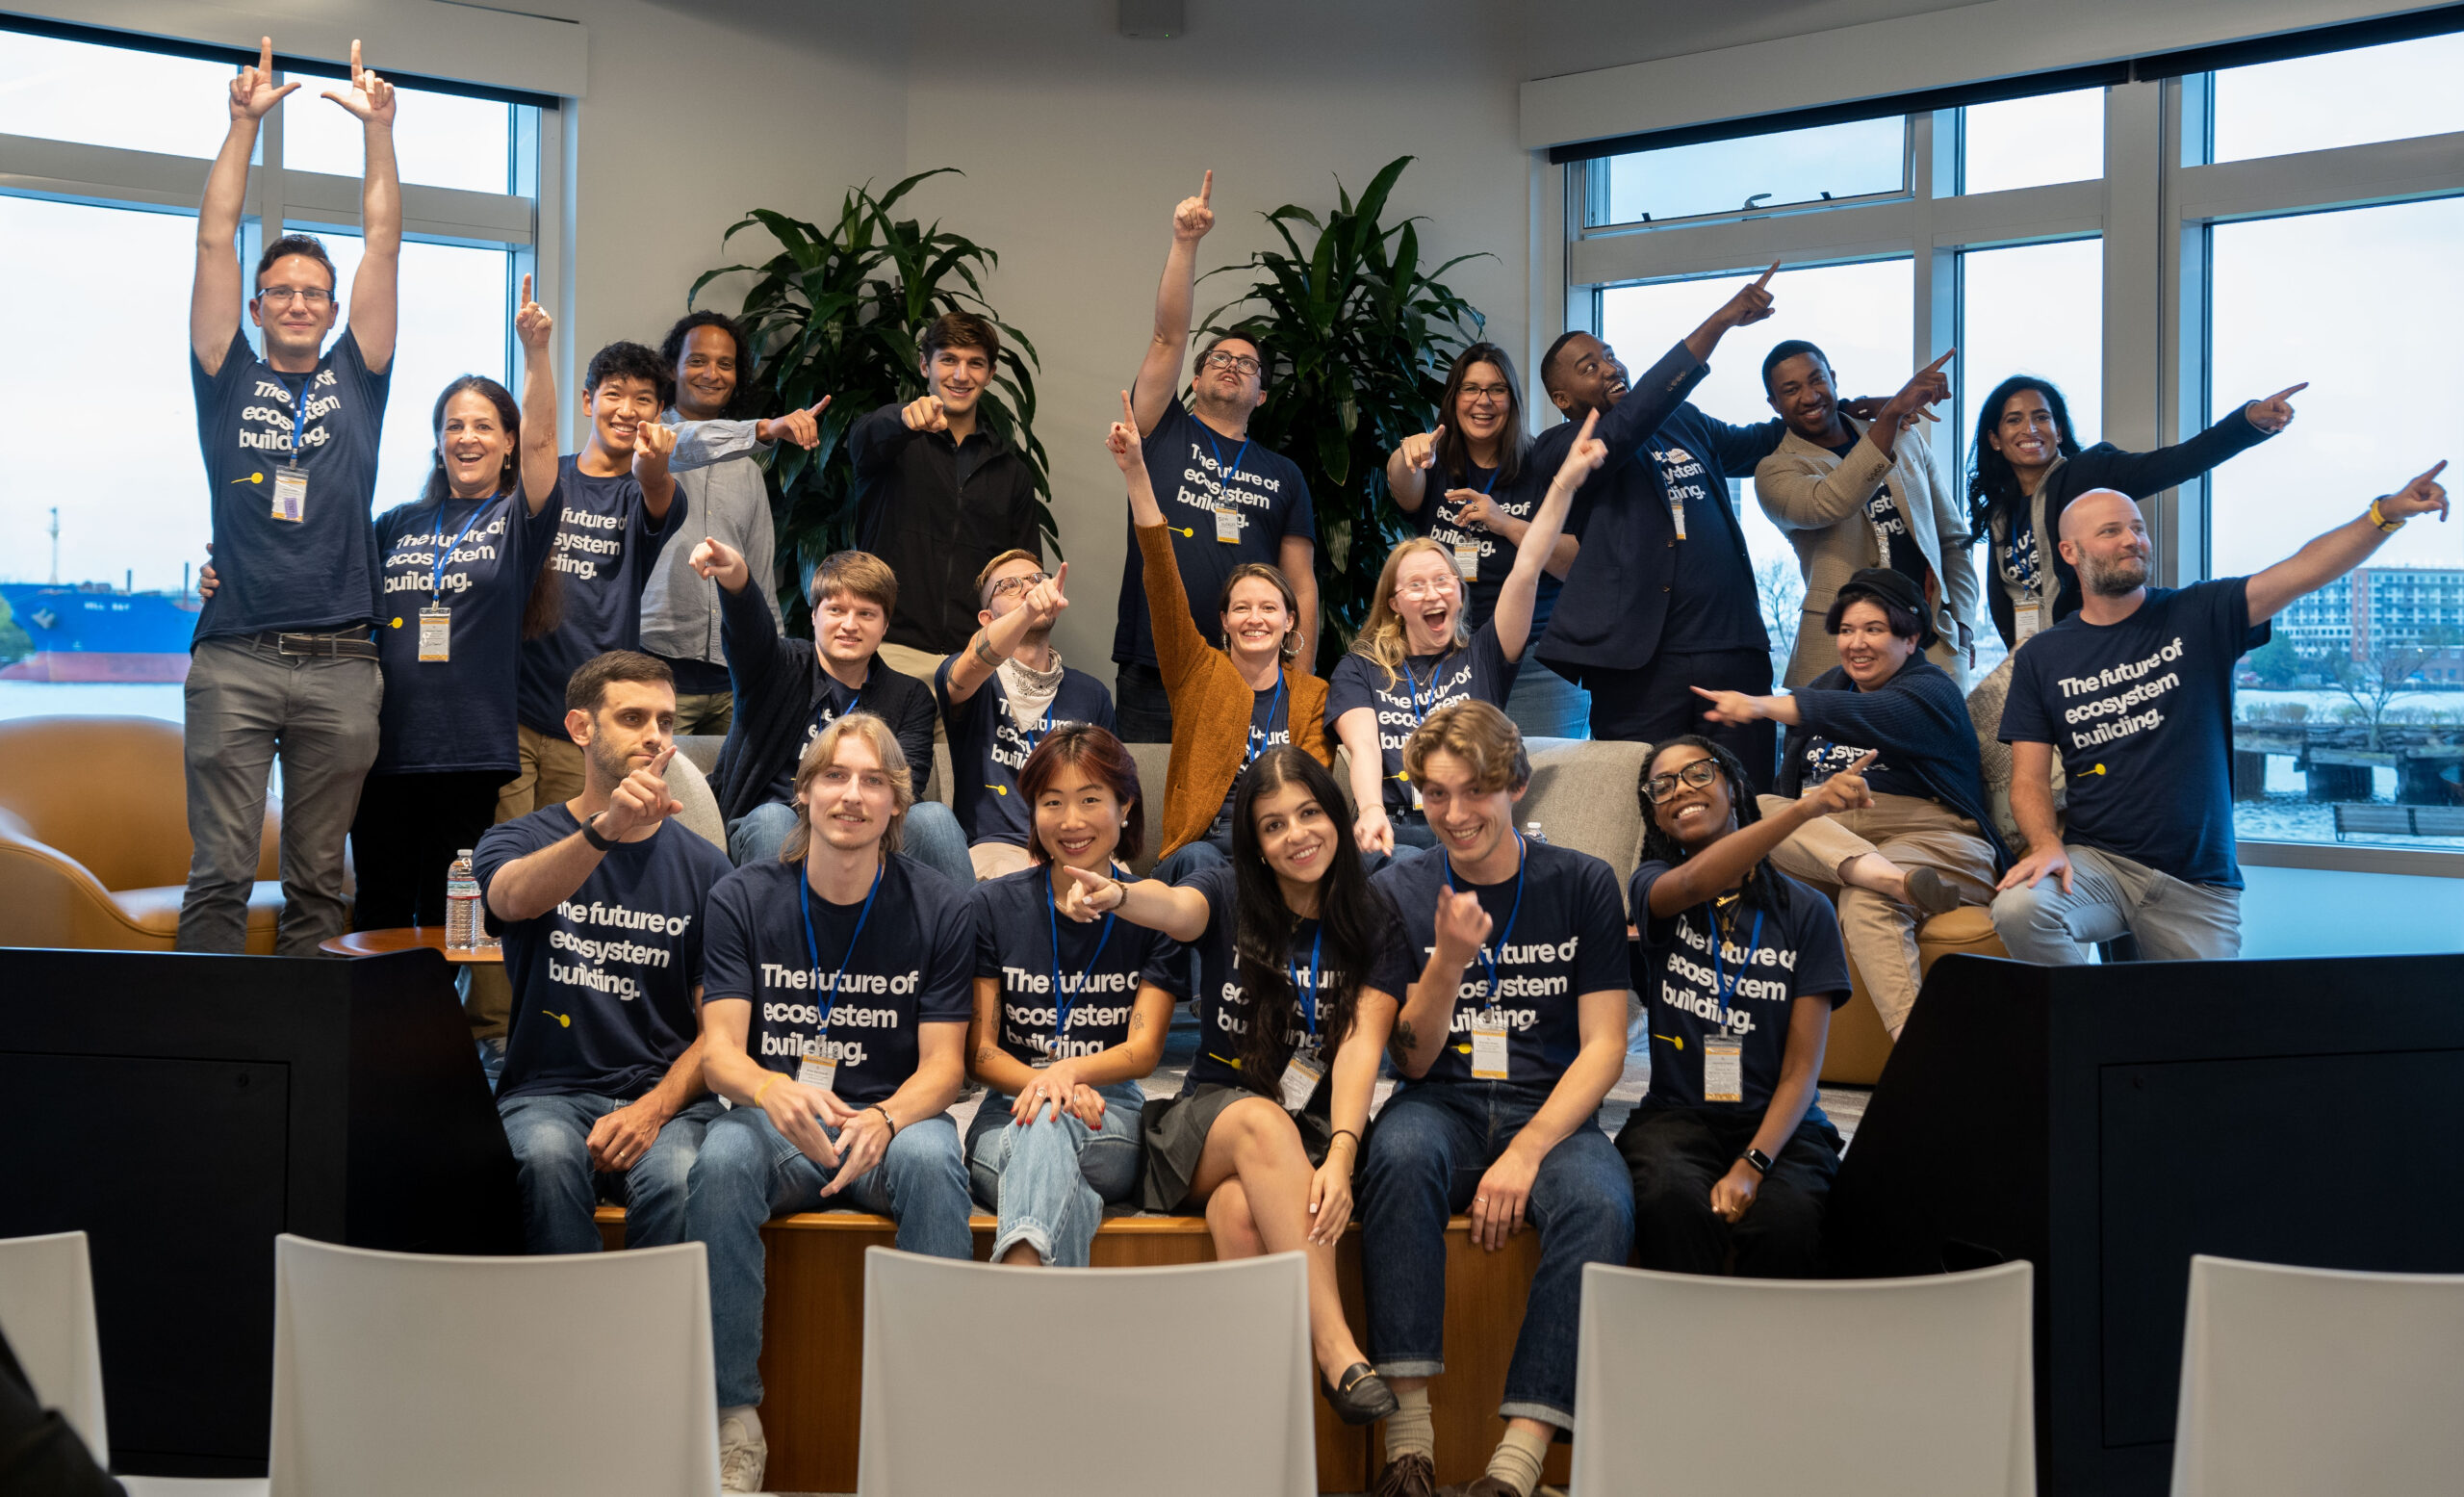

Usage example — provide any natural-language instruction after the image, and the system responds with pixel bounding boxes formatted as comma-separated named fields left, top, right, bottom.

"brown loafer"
left=1322, top=1360, right=1399, bottom=1425
left=1904, top=865, right=1963, bottom=919
left=1372, top=1450, right=1437, bottom=1497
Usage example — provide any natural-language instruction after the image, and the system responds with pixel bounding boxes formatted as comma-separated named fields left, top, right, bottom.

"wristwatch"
left=1740, top=1148, right=1774, bottom=1177
left=579, top=813, right=617, bottom=852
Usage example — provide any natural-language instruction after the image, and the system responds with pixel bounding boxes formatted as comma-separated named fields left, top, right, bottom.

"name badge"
left=1278, top=1046, right=1324, bottom=1112
left=1669, top=496, right=1688, bottom=541
left=1704, top=1031, right=1743, bottom=1103
left=1471, top=1011, right=1510, bottom=1081
left=796, top=1045, right=837, bottom=1095
left=272, top=464, right=309, bottom=523
left=2015, top=595, right=2043, bottom=646
left=1407, top=778, right=1424, bottom=813
left=1452, top=539, right=1481, bottom=580
left=417, top=606, right=450, bottom=662
left=1214, top=506, right=1241, bottom=544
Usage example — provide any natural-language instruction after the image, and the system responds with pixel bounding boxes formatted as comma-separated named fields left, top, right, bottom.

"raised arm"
left=944, top=562, right=1068, bottom=706
left=1109, top=390, right=1167, bottom=529
left=2246, top=462, right=2449, bottom=623
left=1392, top=885, right=1489, bottom=1078
left=482, top=748, right=681, bottom=921
left=1644, top=758, right=1875, bottom=918
left=1494, top=410, right=1600, bottom=661
left=2072, top=382, right=2304, bottom=501
left=322, top=40, right=399, bottom=372
left=1681, top=263, right=1777, bottom=366
left=513, top=273, right=557, bottom=513
left=1133, top=171, right=1213, bottom=434
left=193, top=39, right=296, bottom=371
left=1386, top=426, right=1444, bottom=513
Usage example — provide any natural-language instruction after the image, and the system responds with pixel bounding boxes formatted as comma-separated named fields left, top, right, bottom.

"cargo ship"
left=0, top=583, right=200, bottom=683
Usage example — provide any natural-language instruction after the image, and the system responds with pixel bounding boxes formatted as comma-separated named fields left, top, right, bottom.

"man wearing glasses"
left=936, top=553, right=1116, bottom=878
left=1112, top=171, right=1319, bottom=742
left=182, top=38, right=400, bottom=953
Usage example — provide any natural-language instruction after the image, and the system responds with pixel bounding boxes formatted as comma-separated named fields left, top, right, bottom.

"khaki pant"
left=497, top=722, right=587, bottom=823
left=1758, top=791, right=1998, bottom=1037
left=672, top=689, right=733, bottom=737
left=969, top=841, right=1034, bottom=881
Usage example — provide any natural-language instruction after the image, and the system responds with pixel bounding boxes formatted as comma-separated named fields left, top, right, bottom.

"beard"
left=585, top=733, right=639, bottom=788
left=2082, top=551, right=2148, bottom=596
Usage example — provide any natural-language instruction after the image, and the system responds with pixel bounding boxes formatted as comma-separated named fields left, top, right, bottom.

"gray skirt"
left=1138, top=1079, right=1335, bottom=1213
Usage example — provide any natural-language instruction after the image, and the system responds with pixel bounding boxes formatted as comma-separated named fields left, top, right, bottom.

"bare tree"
left=1757, top=555, right=1805, bottom=679
left=2304, top=629, right=2453, bottom=749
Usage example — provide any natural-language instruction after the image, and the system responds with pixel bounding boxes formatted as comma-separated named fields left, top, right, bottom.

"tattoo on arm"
left=1390, top=1020, right=1418, bottom=1060
left=972, top=635, right=1001, bottom=666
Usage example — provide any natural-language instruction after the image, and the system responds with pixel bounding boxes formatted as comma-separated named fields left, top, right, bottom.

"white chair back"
left=0, top=1229, right=109, bottom=1459
left=266, top=1234, right=718, bottom=1497
left=858, top=1246, right=1315, bottom=1496
left=2170, top=1253, right=2464, bottom=1497
left=1573, top=1259, right=2035, bottom=1496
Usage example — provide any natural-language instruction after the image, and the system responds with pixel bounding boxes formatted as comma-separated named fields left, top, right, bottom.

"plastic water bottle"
left=446, top=850, right=480, bottom=949
left=1525, top=820, right=1548, bottom=844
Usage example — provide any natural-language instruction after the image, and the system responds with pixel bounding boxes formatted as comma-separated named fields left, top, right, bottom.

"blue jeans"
left=965, top=1080, right=1144, bottom=1266
left=497, top=1092, right=723, bottom=1254
left=1359, top=1079, right=1635, bottom=1431
left=685, top=1103, right=972, bottom=1407
left=1502, top=658, right=1590, bottom=742
left=1154, top=837, right=1228, bottom=886
left=728, top=798, right=976, bottom=889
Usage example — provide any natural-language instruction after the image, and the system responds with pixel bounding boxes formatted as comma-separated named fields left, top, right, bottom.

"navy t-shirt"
left=190, top=328, right=391, bottom=639
left=1999, top=580, right=2255, bottom=888
left=370, top=487, right=561, bottom=775
left=475, top=808, right=733, bottom=1103
left=1404, top=458, right=1563, bottom=636
left=767, top=668, right=868, bottom=804
left=1177, top=861, right=1415, bottom=1093
left=1325, top=622, right=1520, bottom=815
left=700, top=855, right=973, bottom=1105
left=1630, top=863, right=1851, bottom=1112
left=1647, top=435, right=1770, bottom=655
left=935, top=658, right=1118, bottom=848
left=1112, top=397, right=1314, bottom=668
left=1372, top=838, right=1628, bottom=1088
left=514, top=456, right=684, bottom=735
left=970, top=866, right=1189, bottom=1067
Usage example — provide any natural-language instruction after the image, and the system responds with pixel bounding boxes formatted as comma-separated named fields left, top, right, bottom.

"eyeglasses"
left=1643, top=759, right=1724, bottom=804
left=1458, top=382, right=1512, bottom=407
left=1200, top=350, right=1263, bottom=376
left=987, top=571, right=1051, bottom=600
left=1396, top=577, right=1460, bottom=602
left=256, top=285, right=334, bottom=306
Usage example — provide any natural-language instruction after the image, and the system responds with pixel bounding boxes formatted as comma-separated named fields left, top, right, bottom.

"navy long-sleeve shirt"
left=1776, top=656, right=2009, bottom=870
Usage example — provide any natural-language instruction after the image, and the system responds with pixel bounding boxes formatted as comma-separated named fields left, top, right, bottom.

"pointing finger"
left=808, top=395, right=832, bottom=417
left=1755, top=261, right=1780, bottom=289
left=2269, top=382, right=2309, bottom=402
left=520, top=271, right=533, bottom=306
left=351, top=39, right=363, bottom=77
left=258, top=37, right=274, bottom=75
left=1850, top=750, right=1879, bottom=773
left=1120, top=389, right=1136, bottom=425
left=1052, top=559, right=1067, bottom=592
left=1577, top=408, right=1600, bottom=444
left=1924, top=347, right=1956, bottom=374
left=1199, top=168, right=1213, bottom=204
left=653, top=745, right=676, bottom=775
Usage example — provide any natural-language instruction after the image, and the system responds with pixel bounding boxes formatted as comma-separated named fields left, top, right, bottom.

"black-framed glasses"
left=1458, top=382, right=1512, bottom=407
left=1200, top=350, right=1263, bottom=376
left=1643, top=759, right=1723, bottom=804
left=988, top=571, right=1051, bottom=600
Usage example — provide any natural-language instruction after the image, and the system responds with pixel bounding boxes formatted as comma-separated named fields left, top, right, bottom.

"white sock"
left=1384, top=1384, right=1434, bottom=1461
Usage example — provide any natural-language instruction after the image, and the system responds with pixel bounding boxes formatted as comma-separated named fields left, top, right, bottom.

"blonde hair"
left=807, top=551, right=898, bottom=613
left=1401, top=698, right=1530, bottom=795
left=1353, top=537, right=1471, bottom=688
left=779, top=713, right=915, bottom=861
left=973, top=548, right=1042, bottom=608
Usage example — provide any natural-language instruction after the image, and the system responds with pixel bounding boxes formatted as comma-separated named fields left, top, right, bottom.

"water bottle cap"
left=457, top=848, right=475, bottom=858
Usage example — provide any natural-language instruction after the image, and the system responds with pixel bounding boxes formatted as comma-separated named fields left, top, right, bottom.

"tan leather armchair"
left=0, top=715, right=283, bottom=952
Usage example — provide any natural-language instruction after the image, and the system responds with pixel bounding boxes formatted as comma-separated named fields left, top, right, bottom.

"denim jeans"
left=1617, top=1104, right=1838, bottom=1278
left=1989, top=842, right=2243, bottom=964
left=1154, top=836, right=1229, bottom=887
left=727, top=798, right=976, bottom=889
left=686, top=1103, right=971, bottom=1407
left=965, top=1080, right=1143, bottom=1266
left=497, top=1091, right=722, bottom=1254
left=178, top=634, right=382, bottom=953
left=1502, top=658, right=1591, bottom=742
left=1359, top=1078, right=1635, bottom=1431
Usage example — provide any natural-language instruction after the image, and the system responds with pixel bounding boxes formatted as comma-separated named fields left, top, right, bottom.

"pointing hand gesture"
left=2380, top=460, right=2450, bottom=524
left=1107, top=389, right=1146, bottom=473
left=1885, top=348, right=1955, bottom=429
left=1173, top=169, right=1216, bottom=243
left=1808, top=751, right=1879, bottom=817
left=321, top=39, right=395, bottom=126
left=1717, top=262, right=1780, bottom=329
left=1433, top=886, right=1494, bottom=969
left=599, top=745, right=681, bottom=839
left=630, top=415, right=678, bottom=479
left=1056, top=864, right=1125, bottom=924
left=1399, top=426, right=1446, bottom=472
left=230, top=38, right=299, bottom=122
left=757, top=397, right=830, bottom=450
left=901, top=394, right=948, bottom=434
left=689, top=536, right=751, bottom=595
left=2245, top=382, right=2307, bottom=434
left=514, top=273, right=552, bottom=352
left=1020, top=560, right=1071, bottom=628
left=1551, top=409, right=1606, bottom=489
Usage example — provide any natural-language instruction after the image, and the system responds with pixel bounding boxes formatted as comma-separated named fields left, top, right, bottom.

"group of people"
left=173, top=42, right=2450, bottom=1497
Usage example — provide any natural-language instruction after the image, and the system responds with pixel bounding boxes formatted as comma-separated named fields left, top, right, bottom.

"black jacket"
left=1776, top=656, right=2009, bottom=870
left=712, top=579, right=937, bottom=822
left=849, top=402, right=1041, bottom=654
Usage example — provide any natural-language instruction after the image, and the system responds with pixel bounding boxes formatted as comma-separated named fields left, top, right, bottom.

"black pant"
left=1113, top=661, right=1174, bottom=743
left=1615, top=1103, right=1840, bottom=1278
left=348, top=770, right=508, bottom=931
left=1578, top=647, right=1778, bottom=793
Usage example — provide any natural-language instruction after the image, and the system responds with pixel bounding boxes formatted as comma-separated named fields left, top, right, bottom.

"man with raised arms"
left=182, top=38, right=398, bottom=953
left=936, top=553, right=1116, bottom=878
left=1992, top=466, right=2449, bottom=962
left=684, top=713, right=974, bottom=1492
left=1112, top=170, right=1319, bottom=740
left=475, top=651, right=733, bottom=1254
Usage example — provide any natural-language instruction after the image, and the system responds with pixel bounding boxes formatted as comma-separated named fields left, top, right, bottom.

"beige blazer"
left=1756, top=415, right=1983, bottom=689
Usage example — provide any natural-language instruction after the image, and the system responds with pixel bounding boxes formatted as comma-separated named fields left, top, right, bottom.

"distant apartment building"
left=2277, top=566, right=2464, bottom=683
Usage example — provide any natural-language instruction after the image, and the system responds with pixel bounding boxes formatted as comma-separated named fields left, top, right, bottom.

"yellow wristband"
left=754, top=1073, right=781, bottom=1108
left=2369, top=498, right=2405, bottom=532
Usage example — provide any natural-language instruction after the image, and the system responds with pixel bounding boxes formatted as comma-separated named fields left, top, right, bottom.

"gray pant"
left=179, top=635, right=382, bottom=955
left=1989, top=843, right=2242, bottom=965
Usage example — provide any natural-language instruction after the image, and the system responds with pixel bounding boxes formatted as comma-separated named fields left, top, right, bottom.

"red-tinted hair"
left=1016, top=723, right=1144, bottom=865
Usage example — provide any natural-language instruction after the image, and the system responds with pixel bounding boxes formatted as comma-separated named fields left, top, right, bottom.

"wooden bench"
left=2332, top=802, right=2418, bottom=839
left=596, top=1206, right=1570, bottom=1494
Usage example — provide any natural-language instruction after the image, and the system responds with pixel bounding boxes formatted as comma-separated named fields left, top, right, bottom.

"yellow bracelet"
left=2369, top=498, right=2405, bottom=532
left=753, top=1073, right=781, bottom=1108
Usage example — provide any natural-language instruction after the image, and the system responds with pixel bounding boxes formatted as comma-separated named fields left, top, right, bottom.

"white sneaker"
left=718, top=1407, right=768, bottom=1493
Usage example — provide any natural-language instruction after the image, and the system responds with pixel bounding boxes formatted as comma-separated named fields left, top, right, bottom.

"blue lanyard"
left=799, top=857, right=884, bottom=1040
left=1245, top=675, right=1286, bottom=768
left=1287, top=924, right=1323, bottom=1043
left=1044, top=883, right=1116, bottom=1050
left=1444, top=835, right=1527, bottom=1009
left=428, top=497, right=493, bottom=601
left=1399, top=653, right=1451, bottom=727
left=1706, top=902, right=1766, bottom=1020
left=1204, top=429, right=1251, bottom=493
left=283, top=374, right=310, bottom=459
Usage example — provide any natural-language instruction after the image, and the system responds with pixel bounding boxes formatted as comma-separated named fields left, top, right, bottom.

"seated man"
left=475, top=651, right=733, bottom=1254
left=1692, top=568, right=2005, bottom=1037
left=935, top=551, right=1116, bottom=880
left=1362, top=700, right=1635, bottom=1497
left=1993, top=468, right=2449, bottom=961
left=684, top=712, right=975, bottom=1493
left=687, top=539, right=969, bottom=883
left=1755, top=342, right=1979, bottom=687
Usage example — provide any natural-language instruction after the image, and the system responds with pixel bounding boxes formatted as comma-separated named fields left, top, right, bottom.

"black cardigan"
left=1776, top=656, right=2009, bottom=870
left=710, top=579, right=937, bottom=822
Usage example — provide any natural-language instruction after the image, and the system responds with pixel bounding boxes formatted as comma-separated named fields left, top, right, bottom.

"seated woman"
left=1692, top=568, right=2005, bottom=1038
left=963, top=724, right=1182, bottom=1267
left=1108, top=393, right=1331, bottom=881
left=1622, top=736, right=1862, bottom=1278
left=1059, top=746, right=1407, bottom=1426
left=1330, top=412, right=1596, bottom=856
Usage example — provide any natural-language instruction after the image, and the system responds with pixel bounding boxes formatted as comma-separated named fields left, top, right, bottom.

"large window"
left=1565, top=29, right=2464, bottom=865
left=0, top=24, right=548, bottom=724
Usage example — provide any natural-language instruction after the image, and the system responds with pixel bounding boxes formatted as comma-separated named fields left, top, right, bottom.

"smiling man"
left=475, top=651, right=733, bottom=1255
